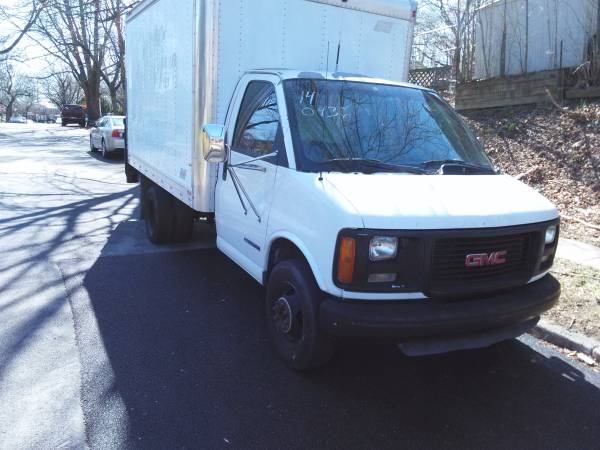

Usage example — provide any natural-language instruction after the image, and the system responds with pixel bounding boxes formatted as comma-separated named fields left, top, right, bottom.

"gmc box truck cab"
left=126, top=0, right=560, bottom=369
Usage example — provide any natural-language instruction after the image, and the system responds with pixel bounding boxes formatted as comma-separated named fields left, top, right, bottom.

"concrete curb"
left=530, top=319, right=600, bottom=363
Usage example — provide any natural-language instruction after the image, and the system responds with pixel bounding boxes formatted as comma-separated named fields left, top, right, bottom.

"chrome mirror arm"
left=227, top=166, right=248, bottom=216
left=227, top=166, right=261, bottom=222
left=228, top=151, right=278, bottom=168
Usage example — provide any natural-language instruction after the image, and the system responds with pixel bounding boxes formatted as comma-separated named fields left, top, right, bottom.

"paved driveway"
left=0, top=123, right=598, bottom=449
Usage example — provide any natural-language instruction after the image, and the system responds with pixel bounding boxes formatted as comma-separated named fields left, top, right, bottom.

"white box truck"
left=125, top=0, right=560, bottom=369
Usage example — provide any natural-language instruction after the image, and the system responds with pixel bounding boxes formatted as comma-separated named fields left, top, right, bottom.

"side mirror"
left=201, top=124, right=227, bottom=163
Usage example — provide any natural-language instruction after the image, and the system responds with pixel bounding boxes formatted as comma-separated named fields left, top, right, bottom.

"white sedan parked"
left=90, top=115, right=126, bottom=158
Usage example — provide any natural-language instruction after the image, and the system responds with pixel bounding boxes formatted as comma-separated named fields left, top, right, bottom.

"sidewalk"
left=557, top=238, right=600, bottom=270
left=534, top=237, right=600, bottom=364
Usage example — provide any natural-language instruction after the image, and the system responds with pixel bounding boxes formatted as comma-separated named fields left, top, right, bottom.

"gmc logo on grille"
left=465, top=251, right=508, bottom=267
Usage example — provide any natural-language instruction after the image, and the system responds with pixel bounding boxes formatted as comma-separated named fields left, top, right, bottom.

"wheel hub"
left=272, top=297, right=293, bottom=334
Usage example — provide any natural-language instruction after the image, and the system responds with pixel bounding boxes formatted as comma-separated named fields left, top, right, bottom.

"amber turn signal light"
left=337, top=237, right=356, bottom=284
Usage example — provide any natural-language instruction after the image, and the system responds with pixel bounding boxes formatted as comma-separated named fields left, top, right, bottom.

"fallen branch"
left=545, top=88, right=564, bottom=110
left=545, top=88, right=588, bottom=122
left=562, top=215, right=600, bottom=232
left=516, top=166, right=541, bottom=180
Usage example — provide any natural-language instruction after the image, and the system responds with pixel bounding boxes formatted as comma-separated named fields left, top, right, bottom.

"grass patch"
left=546, top=258, right=600, bottom=340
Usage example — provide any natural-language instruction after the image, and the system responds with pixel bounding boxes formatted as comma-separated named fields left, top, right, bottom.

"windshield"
left=283, top=79, right=493, bottom=174
left=110, top=117, right=124, bottom=126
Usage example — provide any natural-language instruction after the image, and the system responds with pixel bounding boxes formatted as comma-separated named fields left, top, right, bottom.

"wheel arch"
left=264, top=233, right=328, bottom=292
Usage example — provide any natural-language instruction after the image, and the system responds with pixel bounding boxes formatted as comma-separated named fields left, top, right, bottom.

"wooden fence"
left=455, top=69, right=575, bottom=110
left=409, top=66, right=452, bottom=92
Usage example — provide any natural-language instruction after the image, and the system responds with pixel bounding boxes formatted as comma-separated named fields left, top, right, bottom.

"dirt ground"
left=546, top=258, right=600, bottom=340
left=462, top=102, right=600, bottom=247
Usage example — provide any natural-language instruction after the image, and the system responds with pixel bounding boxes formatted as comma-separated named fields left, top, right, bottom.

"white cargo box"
left=126, top=0, right=417, bottom=212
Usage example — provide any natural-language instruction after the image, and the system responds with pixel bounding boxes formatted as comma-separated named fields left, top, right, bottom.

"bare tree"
left=98, top=0, right=130, bottom=113
left=417, top=0, right=484, bottom=82
left=18, top=87, right=38, bottom=120
left=0, top=63, right=36, bottom=121
left=43, top=70, right=82, bottom=108
left=31, top=0, right=117, bottom=122
left=0, top=1, right=47, bottom=56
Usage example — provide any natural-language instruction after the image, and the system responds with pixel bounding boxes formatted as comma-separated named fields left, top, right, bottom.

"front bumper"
left=320, top=275, right=560, bottom=342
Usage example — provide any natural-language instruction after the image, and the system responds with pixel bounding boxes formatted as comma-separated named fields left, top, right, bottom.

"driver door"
left=216, top=76, right=288, bottom=281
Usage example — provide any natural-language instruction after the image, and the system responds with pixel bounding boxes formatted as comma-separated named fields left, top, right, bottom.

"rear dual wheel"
left=144, top=184, right=173, bottom=244
left=143, top=180, right=194, bottom=245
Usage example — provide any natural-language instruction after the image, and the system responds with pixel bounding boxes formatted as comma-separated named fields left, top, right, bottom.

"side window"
left=233, top=81, right=286, bottom=163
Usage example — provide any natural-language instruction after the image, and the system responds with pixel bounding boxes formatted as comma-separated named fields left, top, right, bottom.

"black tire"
left=125, top=163, right=139, bottom=183
left=266, top=259, right=335, bottom=370
left=89, top=137, right=96, bottom=152
left=61, top=121, right=66, bottom=127
left=124, top=147, right=139, bottom=183
left=101, top=139, right=109, bottom=159
left=170, top=199, right=194, bottom=243
left=79, top=120, right=86, bottom=128
left=143, top=183, right=174, bottom=245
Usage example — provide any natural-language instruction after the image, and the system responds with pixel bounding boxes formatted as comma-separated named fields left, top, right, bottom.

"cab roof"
left=245, top=69, right=433, bottom=92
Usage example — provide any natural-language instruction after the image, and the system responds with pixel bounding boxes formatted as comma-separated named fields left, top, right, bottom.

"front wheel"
left=90, top=137, right=96, bottom=152
left=266, top=259, right=335, bottom=370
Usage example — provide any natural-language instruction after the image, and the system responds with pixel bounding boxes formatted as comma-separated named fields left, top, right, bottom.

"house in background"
left=474, top=0, right=597, bottom=80
left=456, top=0, right=600, bottom=109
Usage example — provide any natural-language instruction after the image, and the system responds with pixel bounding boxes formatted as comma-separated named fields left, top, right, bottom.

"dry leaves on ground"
left=463, top=102, right=600, bottom=246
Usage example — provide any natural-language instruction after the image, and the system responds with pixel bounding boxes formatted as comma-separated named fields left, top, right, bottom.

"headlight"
left=545, top=225, right=557, bottom=245
left=369, top=236, right=398, bottom=261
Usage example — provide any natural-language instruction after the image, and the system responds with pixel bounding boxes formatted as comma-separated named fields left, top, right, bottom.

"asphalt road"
left=0, top=122, right=599, bottom=450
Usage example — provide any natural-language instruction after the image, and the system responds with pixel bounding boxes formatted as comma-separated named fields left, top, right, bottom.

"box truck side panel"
left=126, top=0, right=415, bottom=210
left=126, top=0, right=197, bottom=206
left=215, top=0, right=415, bottom=122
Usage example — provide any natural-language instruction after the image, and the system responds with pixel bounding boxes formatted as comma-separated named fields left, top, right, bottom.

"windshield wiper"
left=321, top=158, right=427, bottom=175
left=420, top=159, right=497, bottom=175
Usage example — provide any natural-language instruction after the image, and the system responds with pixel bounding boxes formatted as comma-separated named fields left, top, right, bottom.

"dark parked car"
left=60, top=104, right=86, bottom=127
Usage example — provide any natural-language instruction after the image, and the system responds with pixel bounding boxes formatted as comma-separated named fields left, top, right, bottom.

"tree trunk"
left=454, top=36, right=462, bottom=83
left=5, top=98, right=15, bottom=122
left=85, top=71, right=101, bottom=123
left=110, top=89, right=119, bottom=114
left=524, top=0, right=529, bottom=74
left=500, top=0, right=508, bottom=77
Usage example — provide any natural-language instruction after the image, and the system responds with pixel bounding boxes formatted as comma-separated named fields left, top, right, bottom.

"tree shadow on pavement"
left=71, top=230, right=600, bottom=450
left=87, top=150, right=124, bottom=164
left=0, top=184, right=139, bottom=365
left=0, top=180, right=139, bottom=448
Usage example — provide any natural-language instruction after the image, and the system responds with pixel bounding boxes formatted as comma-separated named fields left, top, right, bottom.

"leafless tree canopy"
left=29, top=0, right=136, bottom=121
left=415, top=0, right=485, bottom=82
left=0, top=0, right=46, bottom=56
left=0, top=63, right=37, bottom=121
left=43, top=70, right=82, bottom=108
